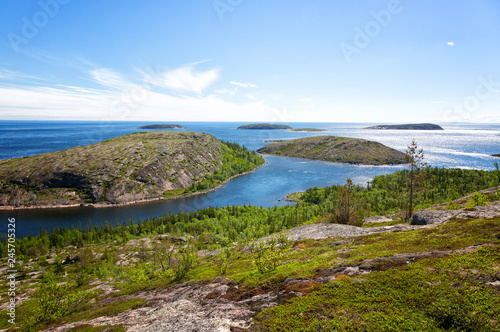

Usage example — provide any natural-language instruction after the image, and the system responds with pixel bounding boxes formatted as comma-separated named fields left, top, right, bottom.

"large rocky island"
left=363, top=123, right=444, bottom=130
left=257, top=136, right=407, bottom=165
left=0, top=131, right=264, bottom=209
left=237, top=123, right=292, bottom=130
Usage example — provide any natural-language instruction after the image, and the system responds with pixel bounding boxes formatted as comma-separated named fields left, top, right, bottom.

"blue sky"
left=0, top=0, right=499, bottom=122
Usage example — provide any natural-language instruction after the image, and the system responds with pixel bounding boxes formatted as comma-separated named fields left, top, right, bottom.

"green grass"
left=162, top=188, right=186, bottom=198
left=350, top=217, right=500, bottom=260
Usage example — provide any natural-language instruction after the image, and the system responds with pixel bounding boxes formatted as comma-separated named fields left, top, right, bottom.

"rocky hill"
left=257, top=135, right=407, bottom=165
left=363, top=123, right=444, bottom=130
left=0, top=131, right=260, bottom=208
left=237, top=123, right=292, bottom=130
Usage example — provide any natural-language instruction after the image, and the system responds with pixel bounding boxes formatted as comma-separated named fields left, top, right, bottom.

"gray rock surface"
left=259, top=222, right=416, bottom=243
left=411, top=202, right=500, bottom=225
left=411, top=210, right=460, bottom=225
left=364, top=215, right=393, bottom=223
left=44, top=278, right=255, bottom=332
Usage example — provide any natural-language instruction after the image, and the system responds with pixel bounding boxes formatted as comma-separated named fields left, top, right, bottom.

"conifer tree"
left=405, top=139, right=429, bottom=219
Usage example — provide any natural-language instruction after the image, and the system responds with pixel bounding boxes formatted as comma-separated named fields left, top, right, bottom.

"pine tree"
left=329, top=178, right=367, bottom=226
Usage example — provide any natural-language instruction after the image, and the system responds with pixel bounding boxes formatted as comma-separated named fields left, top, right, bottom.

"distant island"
left=237, top=123, right=292, bottom=130
left=263, top=139, right=288, bottom=143
left=138, top=124, right=185, bottom=129
left=257, top=135, right=406, bottom=165
left=493, top=154, right=500, bottom=158
left=288, top=128, right=328, bottom=132
left=362, top=123, right=444, bottom=130
left=0, top=131, right=264, bottom=209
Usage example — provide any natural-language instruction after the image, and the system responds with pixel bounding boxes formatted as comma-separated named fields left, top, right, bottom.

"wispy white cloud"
left=0, top=68, right=42, bottom=81
left=230, top=81, right=258, bottom=88
left=447, top=42, right=454, bottom=46
left=145, top=65, right=219, bottom=94
left=0, top=65, right=285, bottom=122
left=90, top=68, right=135, bottom=90
left=215, top=88, right=236, bottom=96
left=299, top=98, right=312, bottom=103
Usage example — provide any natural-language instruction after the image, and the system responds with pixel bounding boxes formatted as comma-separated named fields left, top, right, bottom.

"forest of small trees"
left=2, top=164, right=498, bottom=261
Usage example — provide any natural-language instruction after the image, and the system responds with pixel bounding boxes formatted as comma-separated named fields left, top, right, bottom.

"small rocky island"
left=237, top=123, right=292, bottom=130
left=138, top=124, right=185, bottom=129
left=288, top=128, right=328, bottom=132
left=257, top=136, right=407, bottom=165
left=0, top=131, right=263, bottom=208
left=362, top=123, right=444, bottom=130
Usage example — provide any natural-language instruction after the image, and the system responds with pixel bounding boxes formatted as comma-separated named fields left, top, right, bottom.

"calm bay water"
left=1, top=121, right=499, bottom=236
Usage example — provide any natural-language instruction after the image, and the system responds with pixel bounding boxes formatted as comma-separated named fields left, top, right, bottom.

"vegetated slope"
left=0, top=131, right=264, bottom=208
left=237, top=123, right=292, bottom=130
left=363, top=123, right=444, bottom=130
left=3, top=186, right=499, bottom=331
left=301, top=168, right=500, bottom=215
left=138, top=124, right=185, bottom=129
left=257, top=135, right=406, bottom=165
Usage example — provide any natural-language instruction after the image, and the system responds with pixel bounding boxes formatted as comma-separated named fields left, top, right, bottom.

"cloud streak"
left=145, top=65, right=220, bottom=94
left=230, top=81, right=258, bottom=88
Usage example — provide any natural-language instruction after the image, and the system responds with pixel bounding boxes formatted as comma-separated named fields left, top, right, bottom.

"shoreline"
left=284, top=192, right=302, bottom=202
left=257, top=153, right=408, bottom=167
left=0, top=161, right=267, bottom=211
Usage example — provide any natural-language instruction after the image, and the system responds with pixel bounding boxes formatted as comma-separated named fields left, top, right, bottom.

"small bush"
left=249, top=233, right=290, bottom=274
left=73, top=271, right=91, bottom=287
left=216, top=247, right=231, bottom=275
left=445, top=201, right=462, bottom=210
left=33, top=282, right=95, bottom=323
left=172, top=248, right=195, bottom=280
left=466, top=192, right=489, bottom=208
left=54, top=256, right=64, bottom=275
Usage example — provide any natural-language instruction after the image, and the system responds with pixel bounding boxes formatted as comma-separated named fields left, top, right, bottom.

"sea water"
left=1, top=121, right=499, bottom=236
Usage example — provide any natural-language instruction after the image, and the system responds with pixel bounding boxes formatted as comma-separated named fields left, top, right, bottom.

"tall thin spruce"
left=405, top=139, right=428, bottom=220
